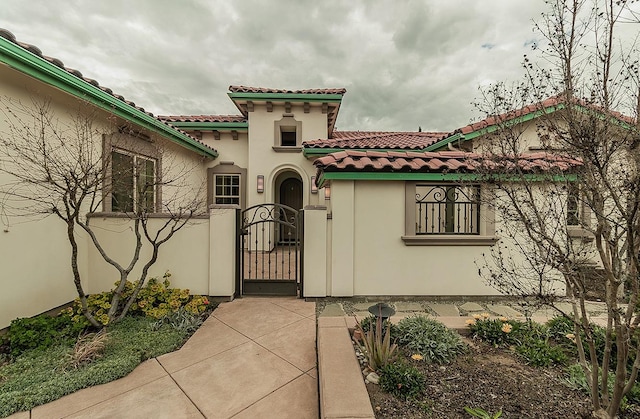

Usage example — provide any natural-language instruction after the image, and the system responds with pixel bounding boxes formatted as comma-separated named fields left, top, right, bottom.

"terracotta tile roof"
left=449, top=96, right=635, bottom=138
left=229, top=85, right=346, bottom=95
left=304, top=131, right=448, bottom=150
left=314, top=150, right=581, bottom=173
left=158, top=115, right=247, bottom=123
left=0, top=28, right=216, bottom=155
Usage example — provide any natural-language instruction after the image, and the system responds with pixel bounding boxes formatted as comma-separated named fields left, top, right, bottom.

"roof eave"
left=165, top=121, right=249, bottom=131
left=0, top=36, right=218, bottom=159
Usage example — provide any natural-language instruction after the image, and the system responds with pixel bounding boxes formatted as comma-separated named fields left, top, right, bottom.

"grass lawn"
left=0, top=314, right=209, bottom=418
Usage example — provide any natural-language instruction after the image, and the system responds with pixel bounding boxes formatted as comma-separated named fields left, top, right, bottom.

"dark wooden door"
left=279, top=178, right=302, bottom=243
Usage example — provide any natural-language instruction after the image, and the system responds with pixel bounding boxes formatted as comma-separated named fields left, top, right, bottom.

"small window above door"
left=273, top=115, right=302, bottom=151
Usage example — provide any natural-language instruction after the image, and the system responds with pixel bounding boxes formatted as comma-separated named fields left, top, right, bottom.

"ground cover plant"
left=361, top=313, right=640, bottom=418
left=0, top=275, right=214, bottom=418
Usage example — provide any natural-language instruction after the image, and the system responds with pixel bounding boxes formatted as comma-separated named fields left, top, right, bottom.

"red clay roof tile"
left=314, top=150, right=581, bottom=174
left=229, top=85, right=346, bottom=95
left=158, top=115, right=247, bottom=123
left=304, top=131, right=448, bottom=150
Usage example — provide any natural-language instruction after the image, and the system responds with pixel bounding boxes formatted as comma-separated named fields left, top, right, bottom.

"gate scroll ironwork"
left=236, top=203, right=303, bottom=296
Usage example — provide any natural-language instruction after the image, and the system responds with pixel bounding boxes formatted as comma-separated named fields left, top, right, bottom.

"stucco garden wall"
left=306, top=179, right=569, bottom=297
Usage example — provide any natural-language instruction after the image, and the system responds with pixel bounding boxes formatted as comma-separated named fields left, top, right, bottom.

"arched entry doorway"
left=275, top=171, right=303, bottom=244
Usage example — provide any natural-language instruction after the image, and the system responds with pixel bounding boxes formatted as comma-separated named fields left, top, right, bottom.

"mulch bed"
left=365, top=338, right=640, bottom=418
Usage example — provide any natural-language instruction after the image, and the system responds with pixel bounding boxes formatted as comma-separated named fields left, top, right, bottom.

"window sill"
left=567, top=226, right=594, bottom=241
left=272, top=146, right=302, bottom=153
left=89, top=212, right=209, bottom=220
left=401, top=235, right=498, bottom=246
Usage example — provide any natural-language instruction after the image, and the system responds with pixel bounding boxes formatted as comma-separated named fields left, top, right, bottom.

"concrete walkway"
left=13, top=297, right=317, bottom=419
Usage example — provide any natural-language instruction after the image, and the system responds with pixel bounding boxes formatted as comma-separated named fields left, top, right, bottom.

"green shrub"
left=7, top=313, right=84, bottom=357
left=150, top=307, right=204, bottom=334
left=468, top=316, right=521, bottom=347
left=515, top=337, right=568, bottom=367
left=379, top=360, right=426, bottom=400
left=396, top=316, right=466, bottom=364
left=67, top=272, right=211, bottom=326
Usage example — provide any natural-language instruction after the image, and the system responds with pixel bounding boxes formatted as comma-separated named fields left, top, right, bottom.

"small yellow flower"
left=465, top=318, right=476, bottom=326
left=411, top=354, right=424, bottom=361
left=480, top=312, right=490, bottom=319
left=472, top=314, right=482, bottom=320
left=566, top=333, right=576, bottom=342
left=501, top=323, right=513, bottom=333
left=499, top=317, right=508, bottom=322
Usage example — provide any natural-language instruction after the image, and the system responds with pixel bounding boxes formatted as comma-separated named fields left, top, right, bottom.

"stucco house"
left=0, top=29, right=582, bottom=328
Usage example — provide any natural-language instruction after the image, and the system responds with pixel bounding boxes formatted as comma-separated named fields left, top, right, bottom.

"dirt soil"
left=366, top=339, right=640, bottom=419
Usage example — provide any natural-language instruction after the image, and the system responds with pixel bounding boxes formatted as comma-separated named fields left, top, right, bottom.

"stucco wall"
left=348, top=181, right=501, bottom=296
left=0, top=63, right=212, bottom=328
left=86, top=216, right=210, bottom=295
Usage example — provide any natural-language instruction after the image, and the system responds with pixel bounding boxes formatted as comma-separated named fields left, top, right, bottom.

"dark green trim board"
left=168, top=121, right=249, bottom=131
left=425, top=107, right=564, bottom=152
left=0, top=37, right=218, bottom=159
left=316, top=171, right=578, bottom=187
left=228, top=92, right=344, bottom=103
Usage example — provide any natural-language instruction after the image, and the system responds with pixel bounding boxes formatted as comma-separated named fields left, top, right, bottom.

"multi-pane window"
left=415, top=184, right=480, bottom=234
left=214, top=174, right=240, bottom=205
left=111, top=150, right=155, bottom=212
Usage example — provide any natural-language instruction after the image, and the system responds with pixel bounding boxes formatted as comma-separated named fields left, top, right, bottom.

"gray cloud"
left=3, top=0, right=631, bottom=133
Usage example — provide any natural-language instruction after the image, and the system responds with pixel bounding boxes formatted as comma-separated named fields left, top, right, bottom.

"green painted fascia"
left=426, top=106, right=565, bottom=152
left=317, top=171, right=577, bottom=187
left=168, top=121, right=249, bottom=131
left=424, top=133, right=464, bottom=152
left=0, top=37, right=217, bottom=158
left=228, top=92, right=344, bottom=103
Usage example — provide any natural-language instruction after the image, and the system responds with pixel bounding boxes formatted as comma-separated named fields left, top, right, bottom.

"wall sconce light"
left=257, top=175, right=264, bottom=193
left=324, top=185, right=331, bottom=200
left=311, top=176, right=318, bottom=194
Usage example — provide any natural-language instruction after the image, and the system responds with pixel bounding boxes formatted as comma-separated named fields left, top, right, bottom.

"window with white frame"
left=214, top=174, right=240, bottom=205
left=111, top=149, right=156, bottom=212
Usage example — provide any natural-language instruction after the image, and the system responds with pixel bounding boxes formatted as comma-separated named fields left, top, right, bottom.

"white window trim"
left=111, top=148, right=157, bottom=213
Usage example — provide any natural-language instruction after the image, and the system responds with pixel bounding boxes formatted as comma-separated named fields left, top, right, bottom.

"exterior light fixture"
left=311, top=176, right=318, bottom=194
left=257, top=175, right=264, bottom=193
left=368, top=302, right=396, bottom=322
left=324, top=185, right=331, bottom=200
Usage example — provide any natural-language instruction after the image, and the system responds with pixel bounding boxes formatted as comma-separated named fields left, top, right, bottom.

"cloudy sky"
left=1, top=1, right=620, bottom=132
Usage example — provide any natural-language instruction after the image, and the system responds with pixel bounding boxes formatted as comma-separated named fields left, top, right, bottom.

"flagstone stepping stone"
left=393, top=302, right=423, bottom=312
left=426, top=303, right=460, bottom=317
left=487, top=304, right=524, bottom=318
left=353, top=302, right=382, bottom=311
left=319, top=303, right=345, bottom=317
left=459, top=302, right=484, bottom=312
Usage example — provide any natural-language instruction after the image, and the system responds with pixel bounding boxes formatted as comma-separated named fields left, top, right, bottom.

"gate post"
left=303, top=205, right=328, bottom=297
left=209, top=204, right=239, bottom=298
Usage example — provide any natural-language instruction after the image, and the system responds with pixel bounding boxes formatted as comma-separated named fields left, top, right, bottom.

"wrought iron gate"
left=236, top=204, right=303, bottom=297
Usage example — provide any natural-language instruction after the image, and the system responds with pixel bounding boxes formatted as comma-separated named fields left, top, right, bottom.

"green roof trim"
left=0, top=36, right=217, bottom=159
left=228, top=92, right=344, bottom=103
left=167, top=121, right=249, bottom=131
left=317, top=171, right=577, bottom=187
left=425, top=106, right=564, bottom=152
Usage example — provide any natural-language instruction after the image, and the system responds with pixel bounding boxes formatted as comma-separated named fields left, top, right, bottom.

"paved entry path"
left=22, top=297, right=318, bottom=419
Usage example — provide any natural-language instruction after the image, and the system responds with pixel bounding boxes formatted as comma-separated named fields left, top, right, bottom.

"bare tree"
left=0, top=97, right=206, bottom=327
left=472, top=1, right=640, bottom=417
